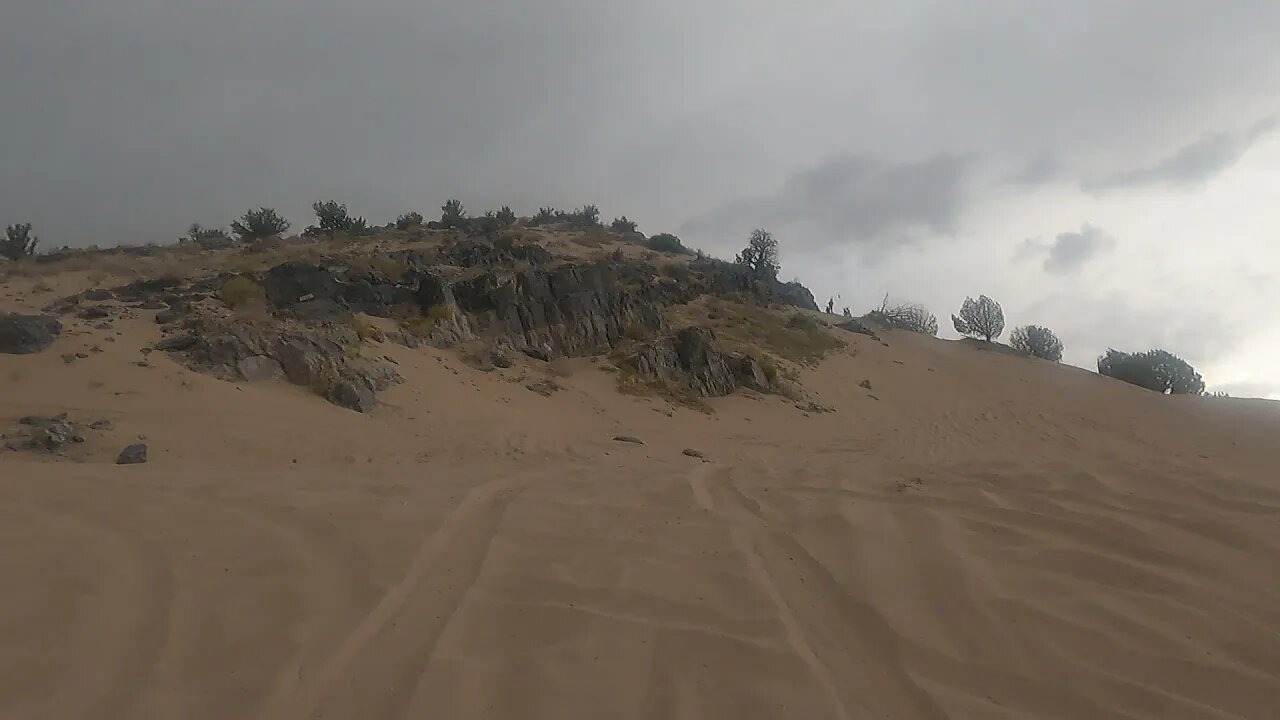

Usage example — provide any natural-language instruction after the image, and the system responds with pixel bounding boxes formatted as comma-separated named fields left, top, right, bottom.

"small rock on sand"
left=116, top=443, right=148, bottom=465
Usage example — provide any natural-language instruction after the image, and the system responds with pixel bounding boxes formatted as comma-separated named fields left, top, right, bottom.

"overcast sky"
left=3, top=1, right=1279, bottom=396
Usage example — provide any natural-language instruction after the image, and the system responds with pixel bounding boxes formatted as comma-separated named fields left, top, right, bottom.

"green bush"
left=530, top=207, right=557, bottom=226
left=395, top=211, right=424, bottom=230
left=230, top=208, right=290, bottom=241
left=496, top=206, right=517, bottom=226
left=312, top=201, right=366, bottom=234
left=951, top=295, right=1004, bottom=341
left=611, top=216, right=638, bottom=233
left=646, top=233, right=689, bottom=254
left=1010, top=325, right=1064, bottom=361
left=219, top=276, right=266, bottom=308
left=866, top=297, right=938, bottom=335
left=440, top=199, right=467, bottom=230
left=735, top=229, right=780, bottom=279
left=2, top=223, right=39, bottom=260
left=1098, top=349, right=1205, bottom=395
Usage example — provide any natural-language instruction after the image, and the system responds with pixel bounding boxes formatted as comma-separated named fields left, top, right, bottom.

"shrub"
left=951, top=295, right=1004, bottom=342
left=219, top=276, right=266, bottom=308
left=230, top=208, right=290, bottom=241
left=735, top=229, right=780, bottom=279
left=470, top=211, right=502, bottom=238
left=786, top=313, right=819, bottom=331
left=866, top=297, right=938, bottom=335
left=647, top=233, right=689, bottom=254
left=346, top=313, right=378, bottom=342
left=395, top=211, right=424, bottom=230
left=186, top=223, right=231, bottom=248
left=2, top=223, right=39, bottom=260
left=554, top=205, right=601, bottom=230
left=530, top=207, right=557, bottom=226
left=313, top=201, right=356, bottom=233
left=425, top=303, right=455, bottom=321
left=440, top=199, right=467, bottom=230
left=496, top=206, right=517, bottom=226
left=1098, top=349, right=1205, bottom=395
left=1010, top=325, right=1064, bottom=361
left=611, top=216, right=638, bottom=233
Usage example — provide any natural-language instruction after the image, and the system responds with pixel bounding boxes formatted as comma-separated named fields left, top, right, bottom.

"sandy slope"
left=3, top=277, right=1280, bottom=719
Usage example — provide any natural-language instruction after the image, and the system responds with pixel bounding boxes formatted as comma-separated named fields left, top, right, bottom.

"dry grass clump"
left=219, top=276, right=265, bottom=309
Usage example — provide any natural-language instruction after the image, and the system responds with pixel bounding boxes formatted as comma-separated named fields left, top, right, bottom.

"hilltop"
left=2, top=219, right=1279, bottom=719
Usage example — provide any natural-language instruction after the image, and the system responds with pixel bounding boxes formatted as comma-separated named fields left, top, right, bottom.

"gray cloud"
left=1083, top=117, right=1278, bottom=192
left=680, top=153, right=971, bottom=254
left=2, top=1, right=1279, bottom=246
left=1213, top=380, right=1280, bottom=400
left=1016, top=225, right=1117, bottom=275
left=1020, top=290, right=1240, bottom=371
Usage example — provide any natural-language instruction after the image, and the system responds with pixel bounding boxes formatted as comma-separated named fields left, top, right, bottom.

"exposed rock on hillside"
left=622, top=327, right=772, bottom=398
left=167, top=312, right=401, bottom=413
left=0, top=314, right=62, bottom=354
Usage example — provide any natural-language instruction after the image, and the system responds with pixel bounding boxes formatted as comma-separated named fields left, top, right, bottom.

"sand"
left=3, top=272, right=1280, bottom=719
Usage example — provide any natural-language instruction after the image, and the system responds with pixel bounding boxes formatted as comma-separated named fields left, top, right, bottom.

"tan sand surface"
left=3, top=273, right=1280, bottom=719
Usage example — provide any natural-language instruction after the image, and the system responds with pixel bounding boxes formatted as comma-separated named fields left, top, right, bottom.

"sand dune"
left=4, top=272, right=1280, bottom=719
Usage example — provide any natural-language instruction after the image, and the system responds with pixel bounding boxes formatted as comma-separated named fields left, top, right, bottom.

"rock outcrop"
left=165, top=312, right=401, bottom=412
left=454, top=262, right=667, bottom=358
left=0, top=314, right=62, bottom=354
left=624, top=327, right=772, bottom=398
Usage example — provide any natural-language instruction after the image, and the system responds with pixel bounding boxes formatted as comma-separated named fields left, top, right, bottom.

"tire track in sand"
left=690, top=464, right=948, bottom=720
left=260, top=471, right=530, bottom=720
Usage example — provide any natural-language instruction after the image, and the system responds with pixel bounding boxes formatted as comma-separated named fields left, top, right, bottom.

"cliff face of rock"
left=623, top=327, right=772, bottom=398
left=453, top=262, right=667, bottom=358
left=133, top=233, right=823, bottom=410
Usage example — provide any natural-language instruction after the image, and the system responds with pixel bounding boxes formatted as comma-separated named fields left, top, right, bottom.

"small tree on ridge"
left=1010, top=325, right=1064, bottom=361
left=952, top=295, right=1005, bottom=342
left=736, top=229, right=780, bottom=279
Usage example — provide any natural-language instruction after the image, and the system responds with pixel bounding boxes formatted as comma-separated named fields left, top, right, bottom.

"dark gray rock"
left=31, top=420, right=78, bottom=451
left=416, top=271, right=458, bottom=310
left=327, top=380, right=376, bottom=413
left=522, top=344, right=552, bottom=362
left=682, top=448, right=706, bottom=459
left=261, top=262, right=343, bottom=308
left=727, top=353, right=772, bottom=392
left=454, top=262, right=666, bottom=358
left=83, top=289, right=114, bottom=301
left=115, top=277, right=182, bottom=303
left=490, top=345, right=515, bottom=368
left=859, top=379, right=872, bottom=390
left=613, top=435, right=644, bottom=444
left=291, top=298, right=348, bottom=323
left=155, top=334, right=197, bottom=351
left=626, top=327, right=768, bottom=398
left=155, top=309, right=180, bottom=325
left=236, top=355, right=282, bottom=382
left=80, top=306, right=111, bottom=319
left=116, top=443, right=148, bottom=464
left=0, top=314, right=62, bottom=354
left=775, top=280, right=819, bottom=312
left=137, top=301, right=168, bottom=310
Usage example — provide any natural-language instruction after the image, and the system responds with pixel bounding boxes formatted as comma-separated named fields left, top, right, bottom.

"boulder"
left=236, top=355, right=283, bottom=382
left=490, top=345, right=515, bottom=369
left=30, top=419, right=79, bottom=451
left=261, top=262, right=343, bottom=308
left=0, top=314, right=62, bottom=354
left=116, top=443, right=148, bottom=465
left=327, top=380, right=376, bottom=413
left=155, top=334, right=198, bottom=351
